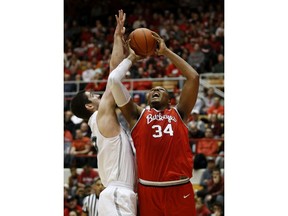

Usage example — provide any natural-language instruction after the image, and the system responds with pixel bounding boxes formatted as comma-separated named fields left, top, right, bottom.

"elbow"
left=107, top=70, right=118, bottom=89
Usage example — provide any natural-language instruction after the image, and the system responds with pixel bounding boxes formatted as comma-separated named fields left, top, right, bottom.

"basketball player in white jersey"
left=70, top=10, right=137, bottom=216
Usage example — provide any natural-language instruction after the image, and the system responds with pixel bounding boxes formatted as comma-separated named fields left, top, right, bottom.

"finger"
left=151, top=31, right=160, bottom=38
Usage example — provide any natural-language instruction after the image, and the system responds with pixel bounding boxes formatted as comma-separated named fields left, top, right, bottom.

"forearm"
left=110, top=35, right=125, bottom=71
left=107, top=58, right=133, bottom=107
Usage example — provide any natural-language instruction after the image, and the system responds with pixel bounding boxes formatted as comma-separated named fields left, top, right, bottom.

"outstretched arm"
left=107, top=46, right=143, bottom=129
left=152, top=32, right=199, bottom=122
left=110, top=9, right=126, bottom=72
left=97, top=10, right=127, bottom=137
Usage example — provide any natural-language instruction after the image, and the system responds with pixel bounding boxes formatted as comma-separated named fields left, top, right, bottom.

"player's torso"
left=131, top=108, right=193, bottom=181
left=88, top=112, right=136, bottom=187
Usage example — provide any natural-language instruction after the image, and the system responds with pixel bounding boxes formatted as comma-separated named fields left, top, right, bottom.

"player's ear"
left=85, top=103, right=94, bottom=111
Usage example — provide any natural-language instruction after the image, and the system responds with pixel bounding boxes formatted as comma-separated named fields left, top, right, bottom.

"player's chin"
left=150, top=100, right=161, bottom=108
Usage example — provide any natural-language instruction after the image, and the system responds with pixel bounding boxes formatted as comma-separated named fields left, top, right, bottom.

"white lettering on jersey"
left=146, top=113, right=177, bottom=124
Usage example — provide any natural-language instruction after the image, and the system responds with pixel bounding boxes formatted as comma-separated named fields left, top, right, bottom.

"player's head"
left=147, top=86, right=170, bottom=110
left=70, top=90, right=101, bottom=120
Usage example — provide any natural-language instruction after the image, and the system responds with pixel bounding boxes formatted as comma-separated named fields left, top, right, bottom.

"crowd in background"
left=64, top=0, right=224, bottom=215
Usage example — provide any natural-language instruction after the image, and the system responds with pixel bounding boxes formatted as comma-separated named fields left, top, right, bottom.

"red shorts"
left=137, top=182, right=196, bottom=216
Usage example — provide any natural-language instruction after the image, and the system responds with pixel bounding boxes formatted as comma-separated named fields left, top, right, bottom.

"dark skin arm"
left=152, top=31, right=199, bottom=122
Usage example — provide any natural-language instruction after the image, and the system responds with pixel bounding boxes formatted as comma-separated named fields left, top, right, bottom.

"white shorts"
left=98, top=182, right=137, bottom=216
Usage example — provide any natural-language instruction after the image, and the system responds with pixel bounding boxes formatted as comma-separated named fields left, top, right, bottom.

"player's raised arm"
left=107, top=44, right=144, bottom=129
left=152, top=31, right=199, bottom=122
left=97, top=9, right=127, bottom=137
left=110, top=9, right=126, bottom=72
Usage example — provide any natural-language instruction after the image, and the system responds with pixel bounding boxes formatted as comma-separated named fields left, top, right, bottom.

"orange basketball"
left=129, top=28, right=157, bottom=57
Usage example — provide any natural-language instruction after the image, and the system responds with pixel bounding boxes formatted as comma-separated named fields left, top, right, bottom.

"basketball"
left=128, top=28, right=157, bottom=57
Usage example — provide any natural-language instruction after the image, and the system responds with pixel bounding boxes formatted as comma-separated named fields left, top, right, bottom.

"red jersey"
left=131, top=107, right=193, bottom=182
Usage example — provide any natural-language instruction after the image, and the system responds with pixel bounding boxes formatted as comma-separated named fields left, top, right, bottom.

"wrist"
left=127, top=54, right=136, bottom=63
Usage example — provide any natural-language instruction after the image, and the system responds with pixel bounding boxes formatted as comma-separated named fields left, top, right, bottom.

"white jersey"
left=88, top=111, right=136, bottom=189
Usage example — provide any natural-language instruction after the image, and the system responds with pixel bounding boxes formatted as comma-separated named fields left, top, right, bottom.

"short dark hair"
left=70, top=90, right=92, bottom=120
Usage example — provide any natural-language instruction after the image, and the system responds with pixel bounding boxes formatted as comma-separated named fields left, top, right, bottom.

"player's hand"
left=126, top=39, right=143, bottom=62
left=151, top=31, right=168, bottom=56
left=115, top=9, right=126, bottom=37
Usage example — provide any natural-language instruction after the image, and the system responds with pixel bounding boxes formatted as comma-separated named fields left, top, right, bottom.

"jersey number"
left=152, top=124, right=174, bottom=138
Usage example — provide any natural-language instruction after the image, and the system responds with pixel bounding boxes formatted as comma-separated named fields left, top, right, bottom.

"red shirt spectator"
left=78, top=164, right=99, bottom=187
left=195, top=197, right=211, bottom=216
left=207, top=97, right=224, bottom=121
left=70, top=129, right=92, bottom=155
left=165, top=63, right=182, bottom=77
left=196, top=128, right=219, bottom=157
left=64, top=196, right=82, bottom=216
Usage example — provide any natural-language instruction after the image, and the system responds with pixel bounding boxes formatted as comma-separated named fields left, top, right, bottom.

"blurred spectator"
left=189, top=109, right=206, bottom=133
left=188, top=122, right=205, bottom=139
left=199, top=157, right=216, bottom=188
left=187, top=43, right=205, bottom=74
left=202, top=87, right=216, bottom=114
left=165, top=60, right=182, bottom=77
left=207, top=113, right=224, bottom=138
left=68, top=166, right=79, bottom=196
left=78, top=164, right=99, bottom=188
left=64, top=73, right=77, bottom=93
left=201, top=38, right=215, bottom=72
left=132, top=15, right=147, bottom=29
left=196, top=128, right=219, bottom=157
left=64, top=126, right=73, bottom=154
left=64, top=196, right=82, bottom=216
left=64, top=185, right=70, bottom=209
left=207, top=97, right=224, bottom=121
left=215, top=141, right=224, bottom=169
left=195, top=196, right=211, bottom=216
left=65, top=110, right=77, bottom=135
left=212, top=54, right=224, bottom=73
left=196, top=168, right=224, bottom=210
left=75, top=186, right=86, bottom=206
left=70, top=129, right=93, bottom=155
left=210, top=201, right=224, bottom=216
left=79, top=122, right=91, bottom=138
left=74, top=40, right=88, bottom=59
left=137, top=68, right=151, bottom=81
left=82, top=61, right=97, bottom=82
left=69, top=129, right=93, bottom=167
left=194, top=153, right=207, bottom=170
left=68, top=210, right=79, bottom=216
left=75, top=74, right=87, bottom=91
left=192, top=97, right=205, bottom=115
left=84, top=69, right=106, bottom=92
left=209, top=34, right=222, bottom=55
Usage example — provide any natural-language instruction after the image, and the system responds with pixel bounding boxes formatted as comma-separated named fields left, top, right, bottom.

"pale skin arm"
left=112, top=48, right=144, bottom=130
left=96, top=9, right=126, bottom=137
left=151, top=31, right=199, bottom=122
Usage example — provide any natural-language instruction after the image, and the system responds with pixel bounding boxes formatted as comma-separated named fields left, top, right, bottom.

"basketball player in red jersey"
left=107, top=32, right=199, bottom=216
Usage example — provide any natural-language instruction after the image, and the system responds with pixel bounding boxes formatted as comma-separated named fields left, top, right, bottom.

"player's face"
left=85, top=91, right=101, bottom=106
left=147, top=86, right=170, bottom=108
